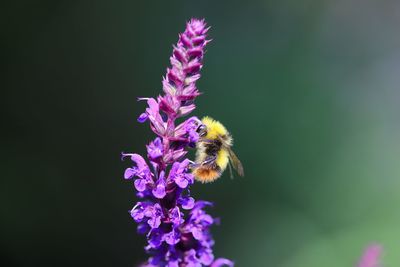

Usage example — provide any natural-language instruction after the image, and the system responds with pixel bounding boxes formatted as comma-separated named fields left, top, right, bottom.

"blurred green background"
left=2, top=0, right=400, bottom=266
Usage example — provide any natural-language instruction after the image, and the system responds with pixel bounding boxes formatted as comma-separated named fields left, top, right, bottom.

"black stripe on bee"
left=205, top=140, right=222, bottom=155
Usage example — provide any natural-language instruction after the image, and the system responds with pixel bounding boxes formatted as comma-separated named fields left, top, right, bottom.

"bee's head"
left=196, top=124, right=207, bottom=137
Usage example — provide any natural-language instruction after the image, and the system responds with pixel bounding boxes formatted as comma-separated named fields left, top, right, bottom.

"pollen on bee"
left=193, top=168, right=221, bottom=183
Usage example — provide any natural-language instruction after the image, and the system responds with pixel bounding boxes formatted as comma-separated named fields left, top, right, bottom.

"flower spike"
left=122, top=19, right=233, bottom=266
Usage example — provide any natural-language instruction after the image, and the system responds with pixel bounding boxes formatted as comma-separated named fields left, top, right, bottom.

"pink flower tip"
left=357, top=244, right=383, bottom=267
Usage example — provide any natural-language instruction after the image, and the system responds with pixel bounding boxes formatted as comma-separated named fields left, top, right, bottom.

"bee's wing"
left=226, top=147, right=244, bottom=177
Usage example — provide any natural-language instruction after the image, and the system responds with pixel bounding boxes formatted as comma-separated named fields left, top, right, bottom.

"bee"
left=192, top=116, right=244, bottom=183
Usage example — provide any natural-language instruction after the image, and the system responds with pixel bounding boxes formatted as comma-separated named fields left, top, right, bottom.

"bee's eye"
left=196, top=125, right=205, bottom=132
left=197, top=125, right=207, bottom=137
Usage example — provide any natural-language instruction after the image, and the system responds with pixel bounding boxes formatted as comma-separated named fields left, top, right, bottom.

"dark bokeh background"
left=2, top=0, right=400, bottom=266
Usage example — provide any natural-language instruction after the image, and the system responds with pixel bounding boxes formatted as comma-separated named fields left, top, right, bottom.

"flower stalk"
left=123, top=19, right=233, bottom=267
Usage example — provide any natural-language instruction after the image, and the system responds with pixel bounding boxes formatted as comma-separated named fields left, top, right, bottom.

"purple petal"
left=168, top=162, right=180, bottom=177
left=122, top=153, right=149, bottom=170
left=131, top=154, right=147, bottom=167
left=191, top=226, right=203, bottom=240
left=166, top=250, right=180, bottom=266
left=185, top=173, right=194, bottom=185
left=188, top=130, right=199, bottom=143
left=146, top=256, right=162, bottom=266
left=152, top=183, right=166, bottom=199
left=173, top=46, right=187, bottom=63
left=162, top=77, right=176, bottom=95
left=193, top=200, right=213, bottom=210
left=164, top=229, right=181, bottom=245
left=199, top=248, right=214, bottom=265
left=147, top=97, right=159, bottom=111
left=166, top=148, right=187, bottom=162
left=191, top=36, right=205, bottom=45
left=166, top=262, right=179, bottom=267
left=144, top=203, right=163, bottom=229
left=182, top=83, right=197, bottom=94
left=184, top=74, right=200, bottom=85
left=199, top=214, right=214, bottom=225
left=147, top=216, right=161, bottom=229
left=130, top=205, right=145, bottom=222
left=134, top=179, right=147, bottom=192
left=179, top=104, right=196, bottom=116
left=174, top=116, right=201, bottom=138
left=137, top=223, right=149, bottom=235
left=169, top=207, right=183, bottom=226
left=187, top=48, right=203, bottom=58
left=179, top=196, right=195, bottom=210
left=189, top=19, right=207, bottom=34
left=147, top=137, right=163, bottom=160
left=158, top=95, right=178, bottom=116
left=152, top=172, right=166, bottom=198
left=211, top=258, right=235, bottom=267
left=124, top=167, right=136, bottom=179
left=137, top=112, right=148, bottom=123
left=180, top=159, right=191, bottom=169
left=148, top=229, right=163, bottom=248
left=167, top=69, right=183, bottom=86
left=185, top=249, right=200, bottom=266
left=184, top=62, right=201, bottom=74
left=146, top=98, right=165, bottom=135
left=170, top=56, right=182, bottom=69
left=179, top=33, right=192, bottom=47
left=175, top=176, right=189, bottom=188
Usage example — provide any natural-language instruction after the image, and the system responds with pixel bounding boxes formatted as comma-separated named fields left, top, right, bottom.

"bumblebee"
left=193, top=116, right=244, bottom=183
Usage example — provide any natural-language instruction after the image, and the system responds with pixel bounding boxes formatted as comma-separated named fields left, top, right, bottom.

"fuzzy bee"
left=192, top=116, right=244, bottom=183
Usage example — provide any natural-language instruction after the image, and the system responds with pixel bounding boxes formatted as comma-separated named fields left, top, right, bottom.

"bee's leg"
left=199, top=138, right=214, bottom=144
left=228, top=160, right=234, bottom=179
left=188, top=160, right=200, bottom=169
left=202, top=155, right=217, bottom=166
left=189, top=155, right=217, bottom=169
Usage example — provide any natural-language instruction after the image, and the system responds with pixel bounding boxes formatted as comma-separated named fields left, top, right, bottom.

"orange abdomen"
left=193, top=167, right=221, bottom=183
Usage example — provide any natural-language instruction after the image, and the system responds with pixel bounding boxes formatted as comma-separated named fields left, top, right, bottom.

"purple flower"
left=168, top=159, right=194, bottom=189
left=184, top=249, right=201, bottom=267
left=169, top=206, right=184, bottom=226
left=122, top=19, right=233, bottom=266
left=147, top=137, right=163, bottom=160
left=210, top=259, right=234, bottom=267
left=174, top=116, right=202, bottom=144
left=164, top=148, right=187, bottom=164
left=137, top=223, right=149, bottom=235
left=145, top=98, right=166, bottom=136
left=165, top=250, right=181, bottom=267
left=152, top=171, right=166, bottom=199
left=134, top=178, right=148, bottom=192
left=164, top=228, right=181, bottom=245
left=147, top=228, right=164, bottom=249
left=178, top=196, right=195, bottom=210
left=122, top=153, right=153, bottom=192
left=138, top=112, right=149, bottom=123
left=144, top=203, right=163, bottom=229
left=122, top=153, right=151, bottom=180
left=130, top=202, right=146, bottom=222
left=198, top=248, right=214, bottom=266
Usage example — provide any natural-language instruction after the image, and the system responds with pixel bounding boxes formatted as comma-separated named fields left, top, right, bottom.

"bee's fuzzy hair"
left=201, top=116, right=228, bottom=140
